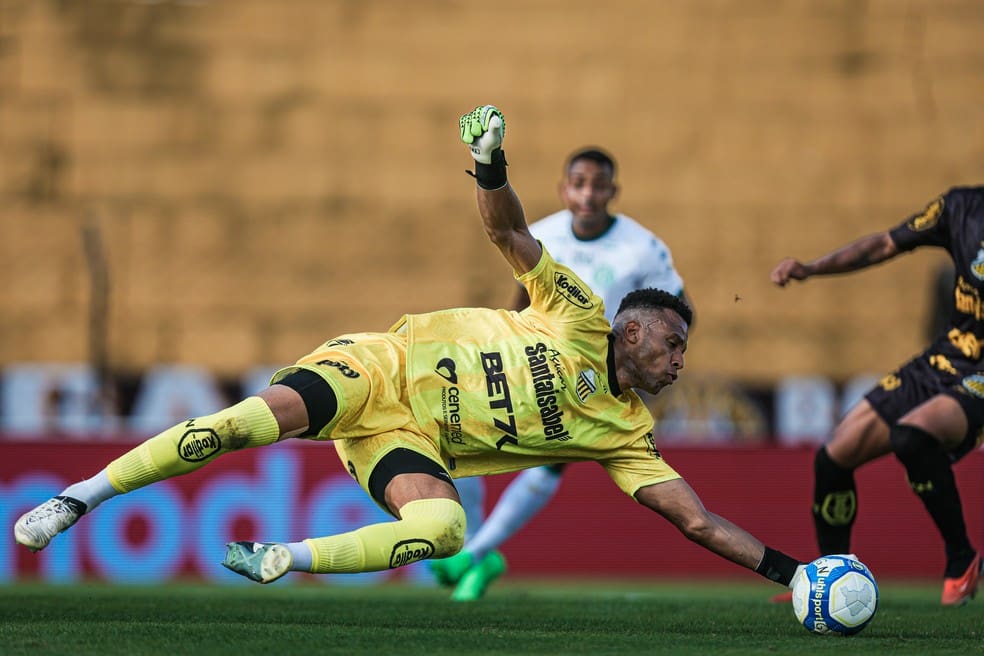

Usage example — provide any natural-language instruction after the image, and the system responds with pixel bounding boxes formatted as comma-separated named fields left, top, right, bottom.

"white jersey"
left=529, top=210, right=685, bottom=321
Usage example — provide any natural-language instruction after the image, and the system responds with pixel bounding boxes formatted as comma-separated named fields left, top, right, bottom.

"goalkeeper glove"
left=460, top=105, right=505, bottom=164
left=460, top=105, right=508, bottom=190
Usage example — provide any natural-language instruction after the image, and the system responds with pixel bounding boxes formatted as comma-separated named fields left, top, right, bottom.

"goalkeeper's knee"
left=402, top=497, right=467, bottom=559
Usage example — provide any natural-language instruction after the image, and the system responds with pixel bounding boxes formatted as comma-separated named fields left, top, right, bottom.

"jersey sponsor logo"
left=314, top=358, right=360, bottom=379
left=955, top=276, right=984, bottom=319
left=961, top=374, right=984, bottom=398
left=575, top=370, right=598, bottom=403
left=324, top=338, right=355, bottom=348
left=907, top=196, right=944, bottom=231
left=525, top=343, right=572, bottom=441
left=437, top=358, right=466, bottom=446
left=481, top=351, right=519, bottom=449
left=547, top=348, right=569, bottom=392
left=435, top=357, right=458, bottom=384
left=178, top=425, right=222, bottom=462
left=389, top=539, right=434, bottom=568
left=440, top=385, right=466, bottom=446
left=973, top=247, right=984, bottom=281
left=554, top=272, right=594, bottom=309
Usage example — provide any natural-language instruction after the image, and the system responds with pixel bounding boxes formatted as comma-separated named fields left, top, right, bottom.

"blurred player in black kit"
left=771, top=187, right=984, bottom=606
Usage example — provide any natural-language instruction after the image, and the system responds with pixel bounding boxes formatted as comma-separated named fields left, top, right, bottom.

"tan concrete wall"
left=1, top=0, right=982, bottom=381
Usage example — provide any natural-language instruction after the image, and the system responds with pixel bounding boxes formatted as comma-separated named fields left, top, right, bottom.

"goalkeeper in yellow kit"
left=15, top=105, right=805, bottom=590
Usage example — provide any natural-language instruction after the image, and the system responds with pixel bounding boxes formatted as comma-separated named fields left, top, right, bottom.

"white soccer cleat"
left=222, top=541, right=293, bottom=584
left=14, top=496, right=86, bottom=552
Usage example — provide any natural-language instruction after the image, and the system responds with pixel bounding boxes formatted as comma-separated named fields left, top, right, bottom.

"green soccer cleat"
left=222, top=541, right=292, bottom=584
left=451, top=550, right=506, bottom=602
left=428, top=549, right=475, bottom=587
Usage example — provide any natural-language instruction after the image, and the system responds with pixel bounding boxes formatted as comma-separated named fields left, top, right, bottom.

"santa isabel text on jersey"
left=525, top=342, right=572, bottom=442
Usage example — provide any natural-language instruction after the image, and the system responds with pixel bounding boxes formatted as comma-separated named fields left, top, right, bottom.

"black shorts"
left=865, top=351, right=984, bottom=462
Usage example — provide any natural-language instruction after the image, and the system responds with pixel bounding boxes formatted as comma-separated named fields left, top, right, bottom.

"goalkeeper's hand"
left=460, top=105, right=505, bottom=164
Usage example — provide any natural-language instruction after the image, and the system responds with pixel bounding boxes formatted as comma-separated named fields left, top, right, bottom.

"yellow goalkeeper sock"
left=106, top=396, right=281, bottom=493
left=305, top=498, right=465, bottom=573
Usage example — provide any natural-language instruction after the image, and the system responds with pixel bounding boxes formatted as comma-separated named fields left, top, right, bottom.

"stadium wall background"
left=2, top=1, right=982, bottom=386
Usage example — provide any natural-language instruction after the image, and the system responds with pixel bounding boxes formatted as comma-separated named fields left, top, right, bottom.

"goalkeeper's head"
left=610, top=288, right=692, bottom=396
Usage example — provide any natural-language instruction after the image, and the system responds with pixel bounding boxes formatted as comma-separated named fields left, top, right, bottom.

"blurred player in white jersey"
left=431, top=147, right=693, bottom=600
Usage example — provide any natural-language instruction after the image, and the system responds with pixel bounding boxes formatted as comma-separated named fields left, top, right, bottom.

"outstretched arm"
left=460, top=105, right=542, bottom=276
left=636, top=479, right=803, bottom=586
left=770, top=231, right=898, bottom=287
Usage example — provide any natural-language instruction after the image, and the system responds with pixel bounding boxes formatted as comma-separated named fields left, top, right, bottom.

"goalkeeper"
left=16, top=105, right=805, bottom=591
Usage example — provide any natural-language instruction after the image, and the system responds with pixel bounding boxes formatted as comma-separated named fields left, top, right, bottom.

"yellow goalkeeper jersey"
left=394, top=247, right=662, bottom=482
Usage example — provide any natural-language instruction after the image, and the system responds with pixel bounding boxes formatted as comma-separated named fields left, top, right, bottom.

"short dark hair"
left=566, top=147, right=617, bottom=178
left=615, top=288, right=692, bottom=326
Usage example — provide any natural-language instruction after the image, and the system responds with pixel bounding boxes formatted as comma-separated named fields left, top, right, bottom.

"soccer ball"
left=791, top=555, right=878, bottom=636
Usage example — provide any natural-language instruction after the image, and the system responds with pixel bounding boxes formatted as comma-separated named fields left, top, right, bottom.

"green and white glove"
left=460, top=105, right=505, bottom=164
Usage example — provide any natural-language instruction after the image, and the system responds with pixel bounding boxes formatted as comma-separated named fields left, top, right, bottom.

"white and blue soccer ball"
left=791, top=555, right=878, bottom=636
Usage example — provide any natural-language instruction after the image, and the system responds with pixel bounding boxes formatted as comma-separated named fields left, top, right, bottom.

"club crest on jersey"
left=961, top=374, right=984, bottom=398
left=907, top=196, right=943, bottom=231
left=554, top=272, right=594, bottom=309
left=972, top=247, right=984, bottom=281
left=575, top=370, right=598, bottom=403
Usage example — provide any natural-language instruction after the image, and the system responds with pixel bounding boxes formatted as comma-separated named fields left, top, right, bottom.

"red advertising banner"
left=4, top=440, right=982, bottom=583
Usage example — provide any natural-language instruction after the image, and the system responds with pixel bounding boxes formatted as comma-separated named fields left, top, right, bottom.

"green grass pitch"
left=2, top=579, right=982, bottom=655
